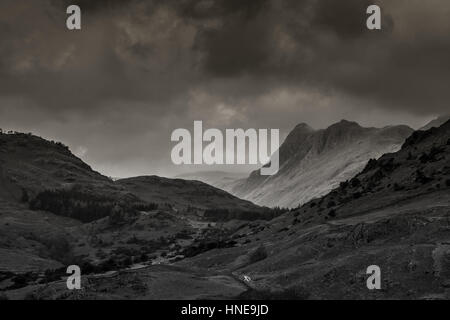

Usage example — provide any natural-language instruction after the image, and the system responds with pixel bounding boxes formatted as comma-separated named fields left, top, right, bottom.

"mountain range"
left=230, top=120, right=413, bottom=208
left=1, top=118, right=449, bottom=299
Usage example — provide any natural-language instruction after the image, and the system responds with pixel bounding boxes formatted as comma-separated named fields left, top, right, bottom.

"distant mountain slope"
left=420, top=115, right=450, bottom=131
left=231, top=120, right=413, bottom=208
left=176, top=171, right=245, bottom=192
left=117, top=175, right=263, bottom=213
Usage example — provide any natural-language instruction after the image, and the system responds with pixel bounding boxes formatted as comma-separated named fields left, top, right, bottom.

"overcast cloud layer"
left=0, top=0, right=449, bottom=177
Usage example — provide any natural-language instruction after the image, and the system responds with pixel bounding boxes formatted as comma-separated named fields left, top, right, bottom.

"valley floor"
left=3, top=189, right=449, bottom=300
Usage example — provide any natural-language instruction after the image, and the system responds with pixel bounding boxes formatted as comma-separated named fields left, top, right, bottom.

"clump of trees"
left=203, top=207, right=286, bottom=221
left=351, top=177, right=361, bottom=188
left=29, top=189, right=158, bottom=223
left=419, top=146, right=445, bottom=163
left=328, top=209, right=337, bottom=218
left=415, top=169, right=433, bottom=184
left=29, top=189, right=119, bottom=222
left=132, top=202, right=158, bottom=211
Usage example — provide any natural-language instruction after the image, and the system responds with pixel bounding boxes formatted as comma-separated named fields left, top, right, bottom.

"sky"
left=0, top=0, right=449, bottom=178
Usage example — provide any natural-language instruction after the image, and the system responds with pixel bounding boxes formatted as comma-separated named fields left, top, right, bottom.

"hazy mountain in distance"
left=420, top=115, right=450, bottom=131
left=176, top=171, right=246, bottom=192
left=231, top=120, right=413, bottom=208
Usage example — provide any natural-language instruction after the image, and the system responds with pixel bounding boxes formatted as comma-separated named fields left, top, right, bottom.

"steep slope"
left=289, top=119, right=450, bottom=224
left=231, top=120, right=413, bottom=208
left=0, top=132, right=124, bottom=202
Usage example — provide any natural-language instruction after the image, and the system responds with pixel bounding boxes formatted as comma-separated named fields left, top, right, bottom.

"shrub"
left=45, top=236, right=73, bottom=263
left=353, top=192, right=362, bottom=199
left=446, top=179, right=450, bottom=187
left=419, top=147, right=444, bottom=164
left=415, top=170, right=433, bottom=184
left=249, top=245, right=268, bottom=264
left=0, top=292, right=8, bottom=300
left=351, top=178, right=361, bottom=187
left=140, top=253, right=148, bottom=262
left=121, top=256, right=132, bottom=267
left=379, top=158, right=397, bottom=172
left=393, top=183, right=404, bottom=191
left=20, top=189, right=29, bottom=203
left=362, top=159, right=378, bottom=173
left=406, top=152, right=414, bottom=160
left=419, top=153, right=432, bottom=163
left=339, top=181, right=349, bottom=189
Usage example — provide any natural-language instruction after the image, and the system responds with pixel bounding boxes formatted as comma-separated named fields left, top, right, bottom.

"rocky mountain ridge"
left=231, top=120, right=413, bottom=208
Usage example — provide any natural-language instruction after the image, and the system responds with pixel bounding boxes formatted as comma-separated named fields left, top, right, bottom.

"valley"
left=0, top=118, right=449, bottom=300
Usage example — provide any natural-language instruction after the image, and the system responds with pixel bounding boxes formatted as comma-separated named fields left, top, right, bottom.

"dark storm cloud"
left=172, top=0, right=449, bottom=118
left=2, top=0, right=448, bottom=113
left=0, top=0, right=449, bottom=177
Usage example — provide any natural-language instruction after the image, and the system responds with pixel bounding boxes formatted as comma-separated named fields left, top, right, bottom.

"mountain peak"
left=283, top=122, right=315, bottom=145
left=328, top=119, right=362, bottom=130
left=231, top=118, right=413, bottom=208
left=293, top=122, right=314, bottom=132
